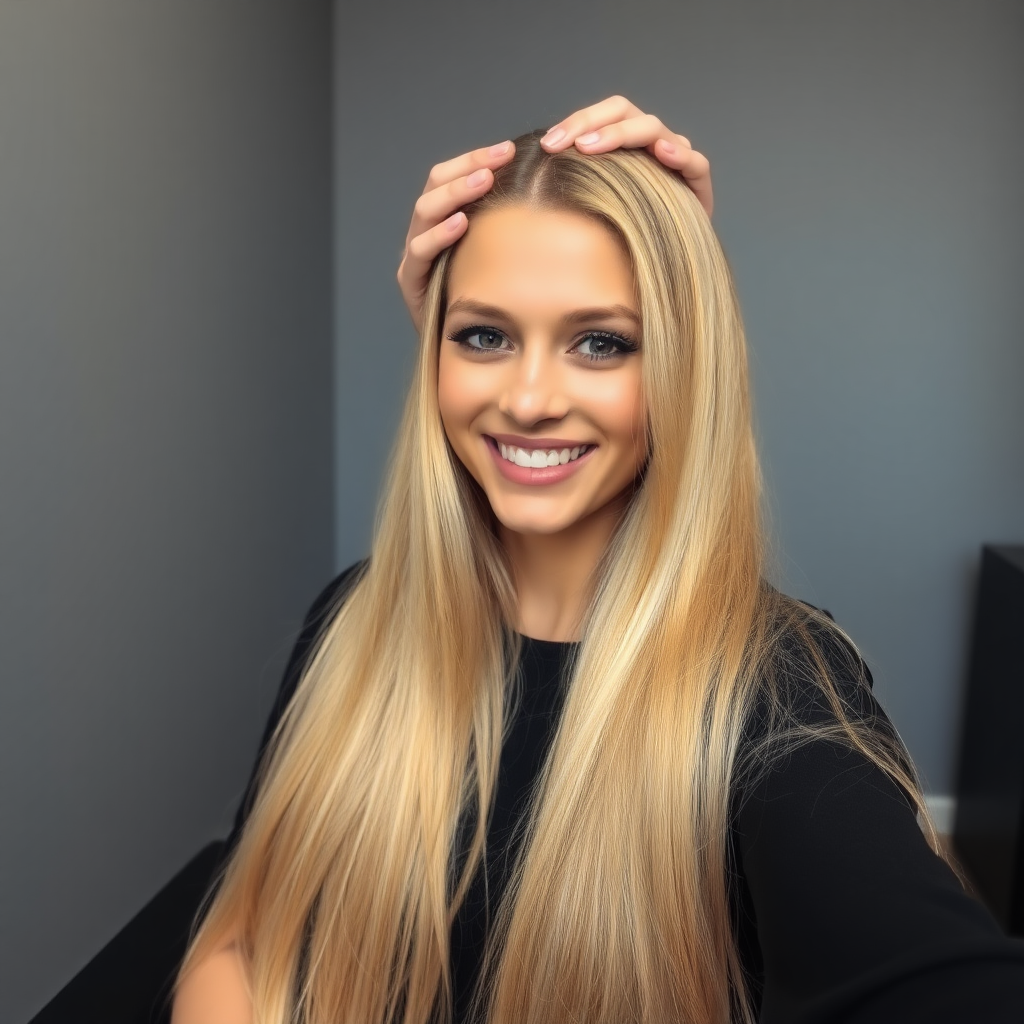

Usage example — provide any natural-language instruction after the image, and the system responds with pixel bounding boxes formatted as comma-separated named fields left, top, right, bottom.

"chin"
left=501, top=519, right=574, bottom=537
left=489, top=501, right=584, bottom=538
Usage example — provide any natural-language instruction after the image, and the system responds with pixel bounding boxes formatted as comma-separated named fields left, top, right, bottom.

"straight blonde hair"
left=179, top=131, right=951, bottom=1024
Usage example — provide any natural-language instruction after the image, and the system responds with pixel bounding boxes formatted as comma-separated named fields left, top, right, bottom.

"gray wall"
left=335, top=0, right=1024, bottom=798
left=0, top=3, right=333, bottom=1020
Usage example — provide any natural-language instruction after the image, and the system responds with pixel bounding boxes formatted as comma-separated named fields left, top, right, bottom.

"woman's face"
left=438, top=206, right=646, bottom=539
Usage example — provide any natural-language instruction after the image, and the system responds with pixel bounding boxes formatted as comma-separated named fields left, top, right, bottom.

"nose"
left=497, top=341, right=570, bottom=426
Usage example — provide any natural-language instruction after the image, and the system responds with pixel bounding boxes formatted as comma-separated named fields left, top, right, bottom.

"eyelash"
left=446, top=325, right=639, bottom=362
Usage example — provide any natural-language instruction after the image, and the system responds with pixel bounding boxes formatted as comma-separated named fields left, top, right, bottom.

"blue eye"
left=448, top=325, right=510, bottom=352
left=446, top=324, right=639, bottom=361
left=574, top=332, right=638, bottom=361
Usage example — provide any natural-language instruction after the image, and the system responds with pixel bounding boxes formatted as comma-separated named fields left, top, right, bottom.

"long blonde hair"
left=179, top=131, right=950, bottom=1023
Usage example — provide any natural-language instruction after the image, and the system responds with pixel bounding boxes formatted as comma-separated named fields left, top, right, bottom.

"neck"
left=500, top=499, right=626, bottom=643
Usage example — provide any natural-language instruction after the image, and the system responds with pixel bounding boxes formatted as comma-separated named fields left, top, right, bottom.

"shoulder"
left=753, top=592, right=879, bottom=725
left=272, top=558, right=369, bottom=710
left=275, top=559, right=368, bottom=694
left=729, top=610, right=1024, bottom=1021
left=736, top=592, right=899, bottom=778
left=281, top=559, right=369, bottom=680
left=227, top=560, right=369, bottom=844
left=731, top=590, right=917, bottom=819
left=300, top=558, right=369, bottom=639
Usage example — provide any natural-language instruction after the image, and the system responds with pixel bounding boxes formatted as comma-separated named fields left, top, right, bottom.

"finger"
left=571, top=113, right=685, bottom=154
left=399, top=141, right=515, bottom=334
left=407, top=167, right=494, bottom=244
left=540, top=94, right=643, bottom=151
left=406, top=212, right=468, bottom=269
left=654, top=138, right=713, bottom=217
left=423, top=140, right=514, bottom=193
left=398, top=212, right=469, bottom=330
left=566, top=113, right=714, bottom=219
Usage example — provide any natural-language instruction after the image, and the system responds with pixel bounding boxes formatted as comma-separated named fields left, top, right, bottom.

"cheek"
left=437, top=347, right=464, bottom=430
left=605, top=381, right=647, bottom=483
left=581, top=369, right=646, bottom=456
left=437, top=347, right=481, bottom=449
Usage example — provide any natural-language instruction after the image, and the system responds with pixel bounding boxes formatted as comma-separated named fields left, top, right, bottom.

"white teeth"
left=497, top=441, right=590, bottom=468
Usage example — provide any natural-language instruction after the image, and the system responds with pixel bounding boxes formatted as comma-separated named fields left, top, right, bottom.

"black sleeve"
left=734, top=633, right=1024, bottom=1023
left=225, top=560, right=367, bottom=850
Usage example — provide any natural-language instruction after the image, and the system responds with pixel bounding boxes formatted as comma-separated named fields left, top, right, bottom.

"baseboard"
left=924, top=793, right=956, bottom=836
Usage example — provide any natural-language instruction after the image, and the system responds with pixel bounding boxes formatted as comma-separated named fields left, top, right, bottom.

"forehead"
left=445, top=206, right=636, bottom=313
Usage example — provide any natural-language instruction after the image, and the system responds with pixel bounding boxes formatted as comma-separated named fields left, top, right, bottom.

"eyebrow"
left=445, top=298, right=641, bottom=330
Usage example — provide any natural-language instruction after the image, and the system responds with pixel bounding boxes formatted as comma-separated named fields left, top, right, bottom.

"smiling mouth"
left=486, top=436, right=594, bottom=468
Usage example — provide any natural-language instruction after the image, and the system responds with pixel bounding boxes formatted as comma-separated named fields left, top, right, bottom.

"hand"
left=539, top=95, right=713, bottom=218
left=397, top=96, right=713, bottom=332
left=397, top=140, right=517, bottom=333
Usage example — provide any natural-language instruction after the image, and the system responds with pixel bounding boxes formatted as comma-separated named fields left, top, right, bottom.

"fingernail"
left=577, top=132, right=600, bottom=146
left=659, top=139, right=677, bottom=156
left=542, top=127, right=566, bottom=147
left=489, top=141, right=511, bottom=156
left=467, top=169, right=488, bottom=187
left=445, top=213, right=463, bottom=231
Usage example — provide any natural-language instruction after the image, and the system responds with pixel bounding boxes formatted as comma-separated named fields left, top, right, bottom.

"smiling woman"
left=173, top=98, right=1024, bottom=1024
left=438, top=206, right=646, bottom=639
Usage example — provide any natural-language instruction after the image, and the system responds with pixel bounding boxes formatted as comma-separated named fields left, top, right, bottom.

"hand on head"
left=397, top=95, right=713, bottom=332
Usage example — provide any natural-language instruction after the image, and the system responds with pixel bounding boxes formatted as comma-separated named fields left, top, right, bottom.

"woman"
left=173, top=98, right=1024, bottom=1023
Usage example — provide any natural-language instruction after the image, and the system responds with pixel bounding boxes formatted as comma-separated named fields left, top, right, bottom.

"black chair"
left=953, top=544, right=1024, bottom=937
left=29, top=842, right=226, bottom=1024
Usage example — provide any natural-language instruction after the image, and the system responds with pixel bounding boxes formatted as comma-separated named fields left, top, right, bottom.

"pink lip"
left=484, top=435, right=596, bottom=485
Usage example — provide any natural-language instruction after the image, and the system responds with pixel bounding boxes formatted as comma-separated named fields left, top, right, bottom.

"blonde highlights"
left=179, top=131, right=949, bottom=1023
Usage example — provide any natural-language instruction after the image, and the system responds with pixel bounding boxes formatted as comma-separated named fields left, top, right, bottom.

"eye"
left=573, top=331, right=639, bottom=361
left=447, top=325, right=511, bottom=353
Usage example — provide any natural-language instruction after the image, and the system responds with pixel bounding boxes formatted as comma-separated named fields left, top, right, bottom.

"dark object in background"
left=954, top=545, right=1024, bottom=937
left=28, top=842, right=224, bottom=1024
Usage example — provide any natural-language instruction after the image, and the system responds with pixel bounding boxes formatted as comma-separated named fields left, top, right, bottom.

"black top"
left=232, top=565, right=1024, bottom=1023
